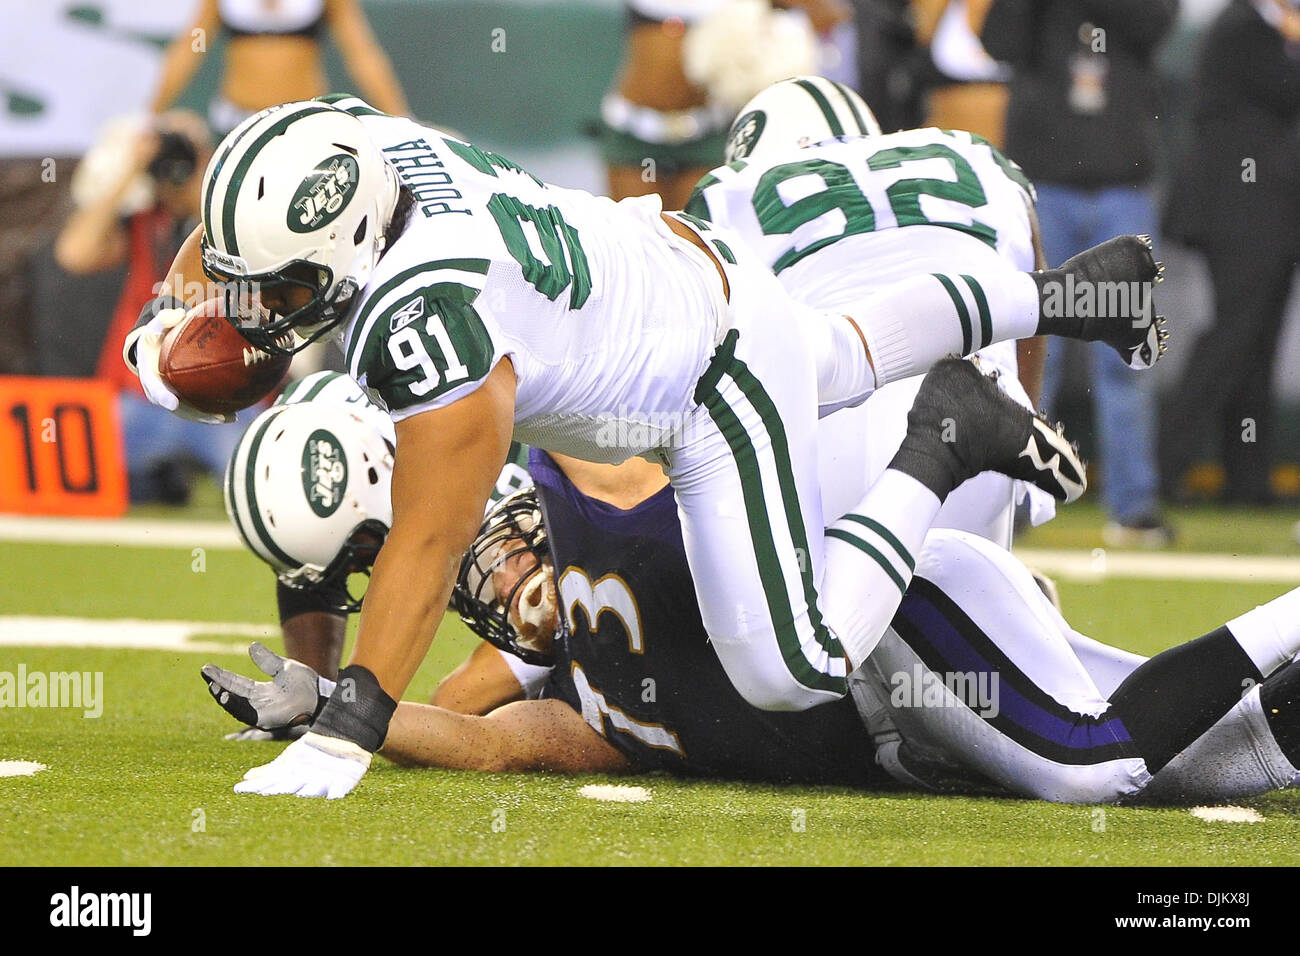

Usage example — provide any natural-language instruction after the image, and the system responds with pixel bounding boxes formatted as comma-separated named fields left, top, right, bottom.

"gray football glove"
left=202, top=643, right=334, bottom=732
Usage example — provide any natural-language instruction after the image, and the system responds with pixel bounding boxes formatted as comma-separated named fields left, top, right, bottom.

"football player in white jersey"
left=127, top=95, right=1164, bottom=798
left=686, top=75, right=1052, bottom=548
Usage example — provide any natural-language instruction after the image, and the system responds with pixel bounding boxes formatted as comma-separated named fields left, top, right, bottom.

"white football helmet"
left=199, top=101, right=400, bottom=355
left=724, top=76, right=882, bottom=164
left=225, top=399, right=396, bottom=611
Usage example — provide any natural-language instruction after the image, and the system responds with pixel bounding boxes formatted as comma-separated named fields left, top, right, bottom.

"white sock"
left=821, top=469, right=941, bottom=668
left=1226, top=587, right=1300, bottom=677
left=1140, top=685, right=1300, bottom=803
left=856, top=272, right=1039, bottom=388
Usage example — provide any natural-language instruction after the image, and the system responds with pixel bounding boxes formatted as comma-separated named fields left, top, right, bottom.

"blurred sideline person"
left=1160, top=0, right=1300, bottom=506
left=911, top=0, right=1010, bottom=146
left=601, top=0, right=851, bottom=208
left=55, top=111, right=243, bottom=503
left=209, top=398, right=1300, bottom=805
left=685, top=75, right=1052, bottom=546
left=128, top=92, right=1161, bottom=799
left=982, top=0, right=1178, bottom=547
left=151, top=0, right=407, bottom=135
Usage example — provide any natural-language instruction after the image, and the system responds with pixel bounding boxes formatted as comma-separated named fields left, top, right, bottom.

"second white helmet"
left=225, top=398, right=396, bottom=609
left=724, top=76, right=882, bottom=164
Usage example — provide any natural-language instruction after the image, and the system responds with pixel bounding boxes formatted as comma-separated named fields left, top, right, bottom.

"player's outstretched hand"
left=201, top=642, right=331, bottom=732
left=122, top=301, right=235, bottom=424
left=233, top=731, right=371, bottom=799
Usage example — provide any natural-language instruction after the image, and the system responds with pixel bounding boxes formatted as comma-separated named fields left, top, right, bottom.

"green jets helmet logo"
left=288, top=154, right=360, bottom=233
left=302, top=429, right=348, bottom=517
left=726, top=110, right=766, bottom=160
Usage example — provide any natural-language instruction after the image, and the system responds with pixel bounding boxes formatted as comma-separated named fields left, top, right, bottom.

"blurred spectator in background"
left=914, top=0, right=1010, bottom=145
left=600, top=0, right=849, bottom=209
left=983, top=0, right=1178, bottom=547
left=852, top=0, right=926, bottom=132
left=151, top=0, right=407, bottom=134
left=55, top=111, right=243, bottom=504
left=1160, top=0, right=1300, bottom=505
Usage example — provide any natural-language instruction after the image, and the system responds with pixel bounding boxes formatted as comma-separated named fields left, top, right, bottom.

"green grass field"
left=5, top=492, right=1300, bottom=866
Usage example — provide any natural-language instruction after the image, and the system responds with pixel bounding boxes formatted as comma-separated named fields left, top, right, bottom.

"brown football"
left=158, top=298, right=293, bottom=415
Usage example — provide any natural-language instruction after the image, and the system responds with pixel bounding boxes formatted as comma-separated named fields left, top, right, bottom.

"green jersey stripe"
left=837, top=513, right=916, bottom=571
left=345, top=259, right=490, bottom=370
left=241, top=408, right=298, bottom=568
left=220, top=104, right=334, bottom=257
left=961, top=274, right=993, bottom=352
left=793, top=78, right=844, bottom=137
left=826, top=528, right=908, bottom=596
left=933, top=273, right=973, bottom=355
left=711, top=239, right=737, bottom=264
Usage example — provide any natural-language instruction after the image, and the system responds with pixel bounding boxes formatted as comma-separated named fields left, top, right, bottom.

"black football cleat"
left=1037, top=234, right=1168, bottom=370
left=892, top=358, right=1087, bottom=503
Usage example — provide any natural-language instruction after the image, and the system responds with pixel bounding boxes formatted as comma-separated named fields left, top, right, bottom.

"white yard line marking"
left=4, top=516, right=1300, bottom=582
left=578, top=784, right=651, bottom=803
left=1189, top=806, right=1264, bottom=824
left=0, top=761, right=46, bottom=778
left=0, top=616, right=273, bottom=653
left=1015, top=548, right=1300, bottom=583
left=0, top=516, right=240, bottom=549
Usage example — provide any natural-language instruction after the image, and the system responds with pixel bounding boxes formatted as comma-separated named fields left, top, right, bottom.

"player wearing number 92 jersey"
left=684, top=87, right=1050, bottom=546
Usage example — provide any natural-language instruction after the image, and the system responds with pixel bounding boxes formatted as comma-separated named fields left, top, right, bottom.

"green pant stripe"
left=933, top=274, right=973, bottom=356
left=961, top=274, right=993, bottom=351
left=724, top=355, right=841, bottom=663
left=696, top=333, right=845, bottom=695
left=837, top=513, right=916, bottom=571
left=826, top=528, right=908, bottom=596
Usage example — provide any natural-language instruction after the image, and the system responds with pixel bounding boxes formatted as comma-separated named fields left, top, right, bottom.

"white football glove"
left=233, top=731, right=372, bottom=799
left=122, top=303, right=234, bottom=424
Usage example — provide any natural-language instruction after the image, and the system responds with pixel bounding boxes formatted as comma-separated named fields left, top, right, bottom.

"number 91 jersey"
left=334, top=97, right=729, bottom=463
left=685, top=127, right=1037, bottom=307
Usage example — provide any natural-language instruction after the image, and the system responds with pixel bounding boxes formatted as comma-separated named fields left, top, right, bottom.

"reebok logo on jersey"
left=388, top=296, right=425, bottom=333
left=288, top=153, right=360, bottom=233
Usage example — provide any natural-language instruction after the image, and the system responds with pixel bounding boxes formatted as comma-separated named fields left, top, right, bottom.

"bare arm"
left=432, top=641, right=528, bottom=715
left=151, top=0, right=221, bottom=113
left=383, top=698, right=632, bottom=774
left=282, top=612, right=346, bottom=681
left=157, top=223, right=207, bottom=304
left=348, top=359, right=516, bottom=699
left=326, top=0, right=409, bottom=116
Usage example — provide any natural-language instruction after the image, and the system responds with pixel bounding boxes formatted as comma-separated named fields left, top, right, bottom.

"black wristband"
left=311, top=664, right=397, bottom=753
left=125, top=295, right=186, bottom=367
